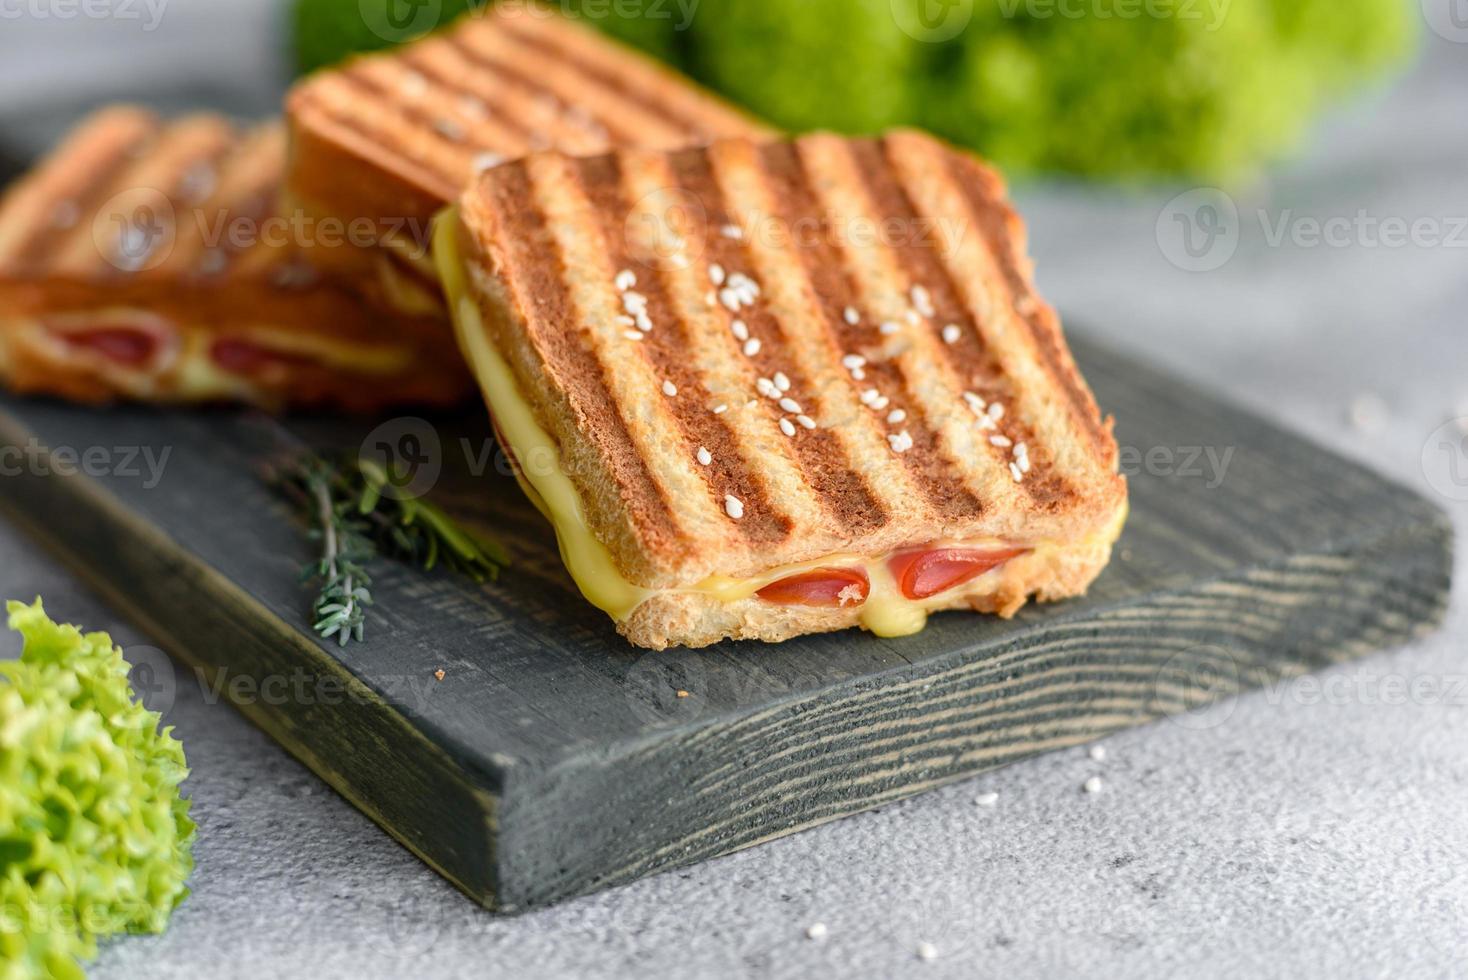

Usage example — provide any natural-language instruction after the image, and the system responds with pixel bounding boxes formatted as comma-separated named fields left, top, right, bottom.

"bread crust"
left=618, top=524, right=1120, bottom=650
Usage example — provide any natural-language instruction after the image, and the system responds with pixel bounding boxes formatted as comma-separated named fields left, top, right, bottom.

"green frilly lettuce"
left=0, top=600, right=194, bottom=979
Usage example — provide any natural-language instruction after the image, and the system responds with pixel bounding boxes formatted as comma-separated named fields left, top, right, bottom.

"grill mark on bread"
left=758, top=141, right=984, bottom=523
left=289, top=82, right=462, bottom=204
left=337, top=65, right=488, bottom=166
left=492, top=15, right=719, bottom=140
left=3, top=114, right=160, bottom=270
left=395, top=44, right=541, bottom=147
left=573, top=153, right=791, bottom=544
left=482, top=159, right=685, bottom=553
left=143, top=126, right=277, bottom=280
left=942, top=151, right=1111, bottom=461
left=412, top=38, right=611, bottom=153
left=671, top=147, right=890, bottom=536
left=47, top=117, right=238, bottom=279
left=761, top=140, right=984, bottom=522
left=855, top=136, right=1073, bottom=507
left=194, top=129, right=287, bottom=279
left=443, top=35, right=643, bottom=147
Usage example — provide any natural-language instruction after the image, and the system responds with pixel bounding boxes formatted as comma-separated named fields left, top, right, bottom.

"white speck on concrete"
left=1349, top=393, right=1389, bottom=434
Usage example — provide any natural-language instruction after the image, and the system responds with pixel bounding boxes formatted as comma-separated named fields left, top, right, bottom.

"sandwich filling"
left=439, top=211, right=1122, bottom=638
left=0, top=309, right=416, bottom=403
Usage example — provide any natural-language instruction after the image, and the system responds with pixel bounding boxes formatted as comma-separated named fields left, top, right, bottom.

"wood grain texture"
left=0, top=335, right=1451, bottom=911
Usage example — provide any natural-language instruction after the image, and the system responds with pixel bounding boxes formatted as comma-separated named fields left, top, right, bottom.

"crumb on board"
left=434, top=669, right=445, bottom=681
left=676, top=690, right=690, bottom=699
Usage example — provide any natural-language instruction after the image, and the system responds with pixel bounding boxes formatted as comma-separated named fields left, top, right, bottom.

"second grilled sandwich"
left=286, top=1, right=772, bottom=317
left=0, top=107, right=469, bottom=412
left=437, top=130, right=1128, bottom=649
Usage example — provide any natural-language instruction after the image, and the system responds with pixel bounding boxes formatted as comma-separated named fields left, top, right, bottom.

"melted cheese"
left=435, top=208, right=1123, bottom=638
left=436, top=209, right=652, bottom=620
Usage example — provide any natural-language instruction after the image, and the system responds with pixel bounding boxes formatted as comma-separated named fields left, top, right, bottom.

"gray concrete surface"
left=1, top=9, right=1466, bottom=979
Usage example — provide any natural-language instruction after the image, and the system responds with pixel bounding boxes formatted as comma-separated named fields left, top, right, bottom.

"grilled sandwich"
left=285, top=1, right=771, bottom=317
left=0, top=107, right=470, bottom=412
left=437, top=130, right=1128, bottom=649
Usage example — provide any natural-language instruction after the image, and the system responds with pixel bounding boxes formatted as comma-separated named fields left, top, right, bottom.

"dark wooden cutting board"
left=0, top=335, right=1451, bottom=912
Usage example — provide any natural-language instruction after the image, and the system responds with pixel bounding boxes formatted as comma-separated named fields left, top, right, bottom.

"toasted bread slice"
left=438, top=130, right=1127, bottom=649
left=285, top=1, right=771, bottom=313
left=0, top=107, right=470, bottom=412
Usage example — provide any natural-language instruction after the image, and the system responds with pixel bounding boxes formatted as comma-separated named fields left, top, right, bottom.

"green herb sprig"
left=273, top=453, right=509, bottom=646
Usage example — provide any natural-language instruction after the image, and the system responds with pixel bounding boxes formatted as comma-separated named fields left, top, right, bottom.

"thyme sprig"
left=274, top=453, right=509, bottom=646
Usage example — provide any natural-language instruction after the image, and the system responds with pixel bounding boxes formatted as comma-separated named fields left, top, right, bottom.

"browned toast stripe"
left=148, top=124, right=283, bottom=280
left=753, top=140, right=986, bottom=523
left=936, top=147, right=1117, bottom=469
left=847, top=136, right=1071, bottom=508
left=667, top=147, right=892, bottom=539
left=490, top=10, right=746, bottom=140
left=788, top=135, right=1034, bottom=523
left=0, top=108, right=157, bottom=268
left=571, top=153, right=794, bottom=546
left=441, top=33, right=649, bottom=147
left=470, top=158, right=687, bottom=557
left=610, top=152, right=838, bottom=546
